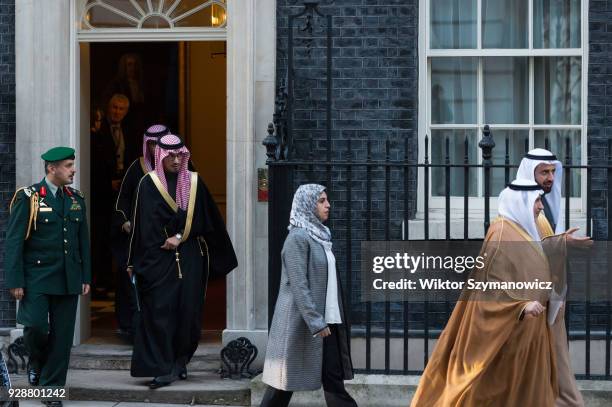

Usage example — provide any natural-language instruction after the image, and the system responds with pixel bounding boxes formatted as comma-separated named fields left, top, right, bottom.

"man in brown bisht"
left=410, top=179, right=559, bottom=407
left=127, top=134, right=237, bottom=389
left=518, top=149, right=592, bottom=407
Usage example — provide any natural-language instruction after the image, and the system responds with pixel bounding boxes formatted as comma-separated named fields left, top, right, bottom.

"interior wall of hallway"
left=187, top=41, right=228, bottom=331
left=188, top=42, right=227, bottom=216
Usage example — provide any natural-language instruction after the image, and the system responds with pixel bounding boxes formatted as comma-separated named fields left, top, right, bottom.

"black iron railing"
left=265, top=1, right=612, bottom=380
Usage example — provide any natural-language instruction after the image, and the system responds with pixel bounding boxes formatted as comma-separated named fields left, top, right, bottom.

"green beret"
left=41, top=147, right=75, bottom=162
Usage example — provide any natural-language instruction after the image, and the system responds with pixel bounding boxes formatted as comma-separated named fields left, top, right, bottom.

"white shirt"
left=323, top=247, right=342, bottom=324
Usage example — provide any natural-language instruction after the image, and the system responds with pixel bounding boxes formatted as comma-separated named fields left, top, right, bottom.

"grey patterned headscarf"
left=288, top=184, right=331, bottom=243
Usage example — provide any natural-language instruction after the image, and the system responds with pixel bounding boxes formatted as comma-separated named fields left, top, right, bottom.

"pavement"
left=18, top=403, right=236, bottom=407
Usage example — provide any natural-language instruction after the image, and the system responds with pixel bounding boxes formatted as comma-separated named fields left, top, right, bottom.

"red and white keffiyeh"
left=143, top=124, right=169, bottom=172
left=154, top=134, right=191, bottom=210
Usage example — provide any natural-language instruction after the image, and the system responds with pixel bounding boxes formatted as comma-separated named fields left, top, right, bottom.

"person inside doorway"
left=103, top=53, right=147, bottom=137
left=91, top=93, right=133, bottom=299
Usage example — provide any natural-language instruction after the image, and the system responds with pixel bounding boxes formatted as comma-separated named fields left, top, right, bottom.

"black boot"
left=27, top=361, right=41, bottom=386
left=178, top=366, right=187, bottom=380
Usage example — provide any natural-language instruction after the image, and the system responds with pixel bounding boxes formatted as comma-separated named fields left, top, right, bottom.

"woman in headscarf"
left=260, top=184, right=357, bottom=407
left=410, top=179, right=558, bottom=406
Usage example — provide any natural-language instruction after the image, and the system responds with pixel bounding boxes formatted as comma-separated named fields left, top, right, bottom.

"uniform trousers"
left=260, top=325, right=357, bottom=407
left=18, top=293, right=78, bottom=386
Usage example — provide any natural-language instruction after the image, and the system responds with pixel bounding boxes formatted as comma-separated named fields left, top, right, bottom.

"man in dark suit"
left=91, top=93, right=133, bottom=297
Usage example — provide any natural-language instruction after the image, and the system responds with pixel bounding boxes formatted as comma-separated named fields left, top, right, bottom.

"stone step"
left=69, top=343, right=222, bottom=372
left=13, top=370, right=250, bottom=405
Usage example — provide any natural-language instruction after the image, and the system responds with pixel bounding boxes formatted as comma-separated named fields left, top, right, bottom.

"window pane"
left=534, top=130, right=581, bottom=197
left=490, top=130, right=529, bottom=195
left=84, top=4, right=139, bottom=29
left=173, top=2, right=226, bottom=27
left=431, top=130, right=478, bottom=197
left=534, top=0, right=581, bottom=48
left=483, top=57, right=529, bottom=124
left=430, top=0, right=477, bottom=49
left=100, top=0, right=142, bottom=17
left=431, top=58, right=477, bottom=124
left=534, top=57, right=581, bottom=125
left=482, top=0, right=528, bottom=48
left=141, top=15, right=171, bottom=29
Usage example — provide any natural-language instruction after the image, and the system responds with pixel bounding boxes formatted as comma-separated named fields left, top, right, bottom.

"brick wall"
left=275, top=0, right=420, bottom=329
left=563, top=0, right=612, bottom=335
left=0, top=0, right=14, bottom=328
left=588, top=0, right=612, bottom=241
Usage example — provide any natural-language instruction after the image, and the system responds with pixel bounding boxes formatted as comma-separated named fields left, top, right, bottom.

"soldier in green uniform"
left=4, top=147, right=91, bottom=406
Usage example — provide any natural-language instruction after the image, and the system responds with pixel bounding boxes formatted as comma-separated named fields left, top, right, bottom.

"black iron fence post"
left=263, top=124, right=281, bottom=328
left=479, top=125, right=495, bottom=233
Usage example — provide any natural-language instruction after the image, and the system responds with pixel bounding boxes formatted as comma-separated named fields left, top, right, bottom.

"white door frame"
left=68, top=0, right=256, bottom=344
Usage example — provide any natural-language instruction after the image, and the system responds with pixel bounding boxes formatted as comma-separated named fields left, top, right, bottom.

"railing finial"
left=479, top=124, right=495, bottom=165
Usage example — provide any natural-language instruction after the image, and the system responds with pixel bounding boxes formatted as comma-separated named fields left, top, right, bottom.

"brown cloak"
left=410, top=217, right=557, bottom=407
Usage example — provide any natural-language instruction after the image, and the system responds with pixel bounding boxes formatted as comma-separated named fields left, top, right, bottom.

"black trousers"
left=260, top=325, right=358, bottom=407
left=112, top=232, right=136, bottom=332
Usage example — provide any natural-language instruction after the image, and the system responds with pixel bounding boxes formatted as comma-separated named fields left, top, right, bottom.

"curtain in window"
left=482, top=0, right=528, bottom=48
left=535, top=57, right=581, bottom=125
left=430, top=0, right=477, bottom=49
left=534, top=0, right=581, bottom=48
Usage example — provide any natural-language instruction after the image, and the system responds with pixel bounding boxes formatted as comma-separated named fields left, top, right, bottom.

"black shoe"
left=178, top=366, right=187, bottom=380
left=41, top=401, right=63, bottom=406
left=148, top=375, right=176, bottom=389
left=28, top=366, right=41, bottom=386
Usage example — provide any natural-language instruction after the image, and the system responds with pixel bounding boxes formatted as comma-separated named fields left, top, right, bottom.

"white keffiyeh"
left=516, top=148, right=564, bottom=234
left=498, top=179, right=544, bottom=242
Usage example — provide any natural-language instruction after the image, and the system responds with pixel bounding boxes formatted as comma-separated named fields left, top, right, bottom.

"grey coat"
left=262, top=228, right=353, bottom=391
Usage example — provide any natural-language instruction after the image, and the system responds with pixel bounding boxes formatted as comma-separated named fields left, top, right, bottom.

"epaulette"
left=69, top=187, right=85, bottom=199
left=9, top=187, right=33, bottom=212
left=9, top=186, right=41, bottom=240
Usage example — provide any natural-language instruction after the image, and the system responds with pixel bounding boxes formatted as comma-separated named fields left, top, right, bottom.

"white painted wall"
left=223, top=0, right=275, bottom=368
left=16, top=0, right=71, bottom=187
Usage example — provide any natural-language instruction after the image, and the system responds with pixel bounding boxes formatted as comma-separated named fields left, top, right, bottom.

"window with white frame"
left=426, top=0, right=585, bottom=200
left=80, top=0, right=227, bottom=30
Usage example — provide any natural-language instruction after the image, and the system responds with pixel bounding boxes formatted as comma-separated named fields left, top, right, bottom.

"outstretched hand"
left=565, top=227, right=593, bottom=249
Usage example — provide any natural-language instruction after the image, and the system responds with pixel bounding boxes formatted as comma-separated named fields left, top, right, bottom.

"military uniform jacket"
left=4, top=179, right=92, bottom=295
